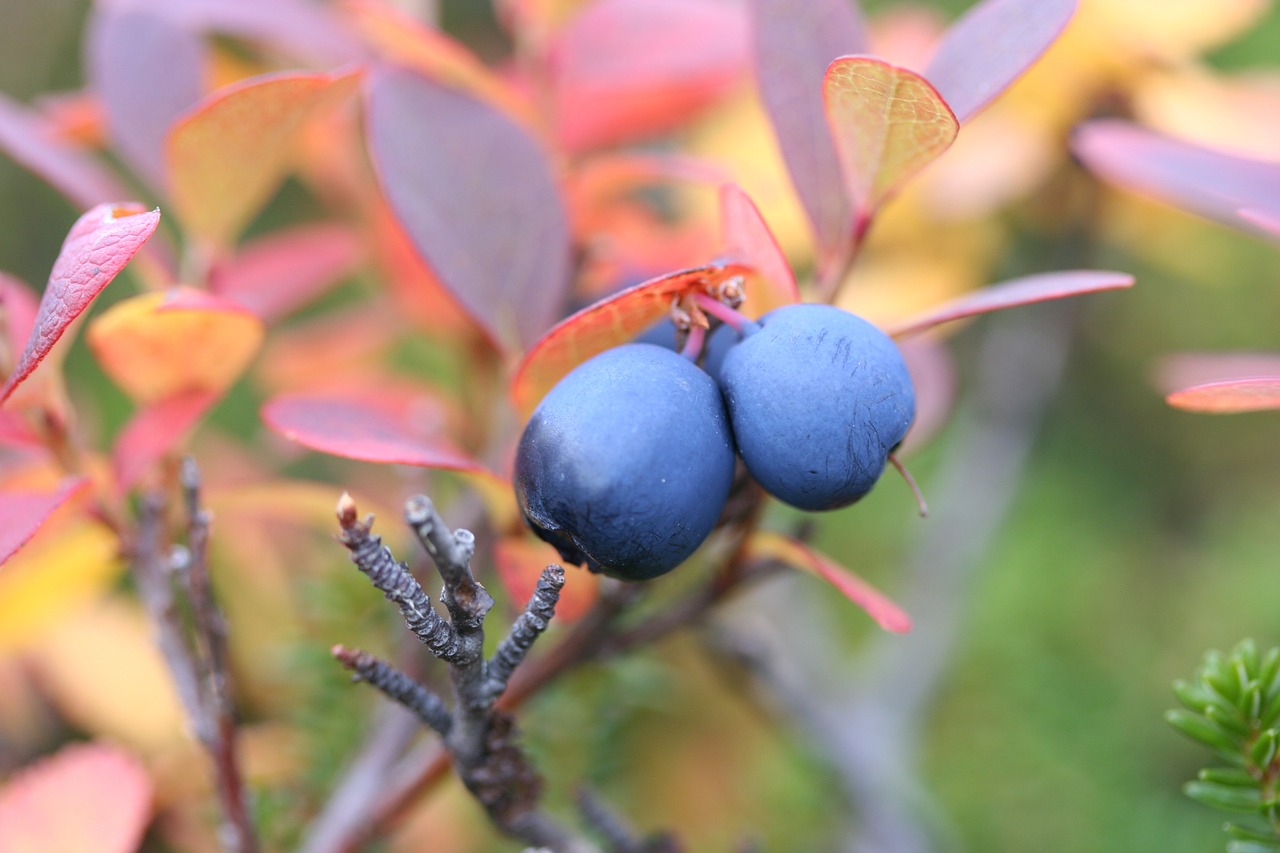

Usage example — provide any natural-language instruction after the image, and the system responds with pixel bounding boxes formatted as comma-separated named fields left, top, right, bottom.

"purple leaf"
left=365, top=65, right=572, bottom=352
left=925, top=0, right=1076, bottom=124
left=889, top=269, right=1133, bottom=337
left=0, top=478, right=88, bottom=568
left=0, top=93, right=131, bottom=210
left=86, top=7, right=206, bottom=189
left=1, top=204, right=161, bottom=405
left=1074, top=120, right=1280, bottom=237
left=748, top=0, right=868, bottom=267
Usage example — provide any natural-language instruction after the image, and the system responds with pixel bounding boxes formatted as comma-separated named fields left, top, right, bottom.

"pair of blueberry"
left=514, top=304, right=916, bottom=581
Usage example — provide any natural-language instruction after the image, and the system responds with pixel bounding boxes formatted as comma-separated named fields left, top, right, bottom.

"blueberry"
left=515, top=343, right=736, bottom=580
left=717, top=304, right=914, bottom=511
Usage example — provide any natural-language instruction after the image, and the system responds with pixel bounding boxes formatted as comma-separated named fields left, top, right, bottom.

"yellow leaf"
left=87, top=287, right=264, bottom=404
left=28, top=596, right=186, bottom=754
left=167, top=69, right=361, bottom=246
left=823, top=56, right=959, bottom=219
left=0, top=519, right=121, bottom=652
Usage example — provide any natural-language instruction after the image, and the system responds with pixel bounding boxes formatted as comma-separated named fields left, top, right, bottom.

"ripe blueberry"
left=717, top=304, right=915, bottom=511
left=515, top=343, right=736, bottom=580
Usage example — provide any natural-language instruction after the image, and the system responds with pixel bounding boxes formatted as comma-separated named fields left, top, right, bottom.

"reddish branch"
left=131, top=459, right=258, bottom=853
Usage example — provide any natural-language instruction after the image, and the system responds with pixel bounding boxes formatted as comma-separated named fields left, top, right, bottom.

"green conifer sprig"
left=1169, top=640, right=1280, bottom=852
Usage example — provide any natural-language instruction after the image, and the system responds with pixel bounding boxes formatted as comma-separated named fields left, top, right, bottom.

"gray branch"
left=333, top=645, right=453, bottom=737
left=336, top=494, right=464, bottom=662
left=333, top=493, right=598, bottom=853
left=485, top=565, right=565, bottom=702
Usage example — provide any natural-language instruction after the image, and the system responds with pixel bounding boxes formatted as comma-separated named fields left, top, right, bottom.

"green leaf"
left=1174, top=679, right=1215, bottom=714
left=1237, top=640, right=1262, bottom=677
left=1261, top=691, right=1280, bottom=729
left=1167, top=709, right=1245, bottom=753
left=1209, top=705, right=1255, bottom=739
left=1251, top=731, right=1279, bottom=769
left=1227, top=841, right=1280, bottom=853
left=1258, top=648, right=1280, bottom=693
left=1200, top=767, right=1261, bottom=788
left=1184, top=780, right=1263, bottom=812
left=1244, top=683, right=1265, bottom=721
left=1226, top=822, right=1280, bottom=843
left=1208, top=668, right=1245, bottom=706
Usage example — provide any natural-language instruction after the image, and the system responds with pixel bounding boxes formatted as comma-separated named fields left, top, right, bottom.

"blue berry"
left=717, top=304, right=914, bottom=510
left=515, top=344, right=736, bottom=580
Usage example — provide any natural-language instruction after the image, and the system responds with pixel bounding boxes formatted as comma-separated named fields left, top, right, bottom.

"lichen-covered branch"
left=333, top=493, right=598, bottom=853
left=336, top=493, right=464, bottom=662
left=486, top=565, right=565, bottom=702
left=333, top=645, right=453, bottom=737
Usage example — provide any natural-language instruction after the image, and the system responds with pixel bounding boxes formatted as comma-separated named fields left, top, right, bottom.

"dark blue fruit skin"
left=718, top=304, right=915, bottom=511
left=515, top=343, right=736, bottom=580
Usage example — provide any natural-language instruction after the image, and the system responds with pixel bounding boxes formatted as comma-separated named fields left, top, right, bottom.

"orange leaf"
left=510, top=263, right=749, bottom=417
left=494, top=536, right=598, bottom=623
left=342, top=0, right=536, bottom=131
left=1165, top=379, right=1280, bottom=413
left=167, top=69, right=361, bottom=246
left=87, top=287, right=264, bottom=404
left=823, top=56, right=958, bottom=221
left=0, top=742, right=152, bottom=853
left=745, top=530, right=911, bottom=633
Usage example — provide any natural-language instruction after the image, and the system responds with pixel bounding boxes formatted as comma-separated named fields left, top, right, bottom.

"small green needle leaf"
left=1184, top=780, right=1263, bottom=813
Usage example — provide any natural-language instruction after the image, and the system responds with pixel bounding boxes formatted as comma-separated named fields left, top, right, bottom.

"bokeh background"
left=1, top=0, right=1279, bottom=851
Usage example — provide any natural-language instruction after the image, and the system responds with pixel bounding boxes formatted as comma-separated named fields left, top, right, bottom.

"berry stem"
left=692, top=291, right=759, bottom=335
left=679, top=323, right=707, bottom=361
left=888, top=453, right=929, bottom=518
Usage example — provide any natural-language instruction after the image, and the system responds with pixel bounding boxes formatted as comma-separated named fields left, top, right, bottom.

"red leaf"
left=1073, top=121, right=1280, bottom=236
left=888, top=269, right=1134, bottom=337
left=365, top=65, right=572, bottom=352
left=510, top=263, right=749, bottom=417
left=748, top=0, right=867, bottom=265
left=0, top=477, right=88, bottom=568
left=746, top=531, right=911, bottom=632
left=719, top=183, right=798, bottom=316
left=925, top=0, right=1076, bottom=124
left=824, top=57, right=959, bottom=220
left=0, top=741, right=152, bottom=853
left=209, top=224, right=363, bottom=321
left=0, top=273, right=39, bottom=365
left=112, top=390, right=218, bottom=493
left=0, top=92, right=131, bottom=210
left=897, top=334, right=956, bottom=452
left=86, top=7, right=206, bottom=189
left=0, top=204, right=161, bottom=406
left=549, top=0, right=749, bottom=152
left=1157, top=352, right=1280, bottom=413
left=262, top=388, right=487, bottom=473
